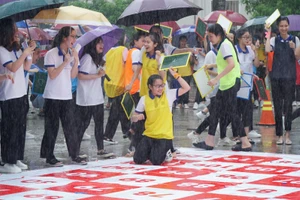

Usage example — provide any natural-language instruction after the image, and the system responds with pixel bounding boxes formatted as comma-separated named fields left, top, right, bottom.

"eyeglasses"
left=242, top=36, right=252, bottom=40
left=153, top=84, right=165, bottom=89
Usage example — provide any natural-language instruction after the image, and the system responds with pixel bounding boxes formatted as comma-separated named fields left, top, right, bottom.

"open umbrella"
left=172, top=25, right=198, bottom=48
left=116, top=0, right=202, bottom=26
left=32, top=5, right=112, bottom=27
left=0, top=0, right=65, bottom=22
left=287, top=15, right=300, bottom=31
left=135, top=21, right=180, bottom=34
left=204, top=10, right=247, bottom=26
left=75, top=25, right=124, bottom=55
left=240, top=16, right=267, bottom=29
left=18, top=27, right=53, bottom=41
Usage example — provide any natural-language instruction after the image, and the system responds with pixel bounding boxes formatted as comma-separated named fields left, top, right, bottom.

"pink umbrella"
left=135, top=21, right=180, bottom=34
left=204, top=10, right=247, bottom=26
left=18, top=27, right=52, bottom=41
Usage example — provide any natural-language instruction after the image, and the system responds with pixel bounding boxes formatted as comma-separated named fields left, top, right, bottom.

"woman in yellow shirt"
left=132, top=68, right=190, bottom=165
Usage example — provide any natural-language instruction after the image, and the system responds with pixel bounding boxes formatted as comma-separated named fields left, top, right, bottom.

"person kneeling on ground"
left=132, top=68, right=190, bottom=165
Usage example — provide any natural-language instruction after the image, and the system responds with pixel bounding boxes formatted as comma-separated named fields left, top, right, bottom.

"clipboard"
left=254, top=79, right=268, bottom=101
left=134, top=24, right=172, bottom=39
left=121, top=92, right=135, bottom=120
left=265, top=9, right=281, bottom=28
left=217, top=14, right=232, bottom=34
left=193, top=66, right=214, bottom=98
left=237, top=87, right=251, bottom=100
left=31, top=71, right=48, bottom=95
left=195, top=17, right=207, bottom=40
left=241, top=72, right=253, bottom=88
left=160, top=52, right=191, bottom=71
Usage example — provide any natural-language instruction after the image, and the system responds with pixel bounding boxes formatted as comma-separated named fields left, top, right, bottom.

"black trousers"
left=76, top=104, right=104, bottom=154
left=178, top=76, right=191, bottom=104
left=209, top=78, right=246, bottom=138
left=134, top=136, right=173, bottom=165
left=104, top=94, right=130, bottom=139
left=0, top=95, right=28, bottom=164
left=40, top=99, right=78, bottom=159
left=130, top=93, right=144, bottom=148
left=271, top=79, right=295, bottom=136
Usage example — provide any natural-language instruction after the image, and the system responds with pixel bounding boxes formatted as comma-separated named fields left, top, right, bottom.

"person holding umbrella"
left=0, top=18, right=36, bottom=173
left=40, top=26, right=86, bottom=167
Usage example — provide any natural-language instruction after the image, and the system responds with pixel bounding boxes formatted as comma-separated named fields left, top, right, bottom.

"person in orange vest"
left=124, top=31, right=145, bottom=154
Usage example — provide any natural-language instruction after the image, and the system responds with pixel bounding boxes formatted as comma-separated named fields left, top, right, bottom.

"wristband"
left=174, top=73, right=181, bottom=79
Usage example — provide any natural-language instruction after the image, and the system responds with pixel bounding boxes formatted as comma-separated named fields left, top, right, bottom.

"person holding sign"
left=265, top=16, right=300, bottom=145
left=76, top=36, right=114, bottom=158
left=132, top=69, right=190, bottom=165
left=0, top=18, right=36, bottom=173
left=195, top=24, right=252, bottom=151
left=234, top=28, right=260, bottom=142
left=40, top=27, right=86, bottom=167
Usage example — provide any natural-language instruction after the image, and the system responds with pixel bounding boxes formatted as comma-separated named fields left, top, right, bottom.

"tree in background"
left=242, top=0, right=300, bottom=17
left=68, top=0, right=133, bottom=24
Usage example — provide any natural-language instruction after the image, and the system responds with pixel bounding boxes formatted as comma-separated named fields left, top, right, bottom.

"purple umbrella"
left=75, top=25, right=124, bottom=56
left=287, top=15, right=300, bottom=31
left=0, top=0, right=17, bottom=4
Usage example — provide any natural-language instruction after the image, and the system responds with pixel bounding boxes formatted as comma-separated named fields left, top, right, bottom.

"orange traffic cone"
left=257, top=90, right=275, bottom=126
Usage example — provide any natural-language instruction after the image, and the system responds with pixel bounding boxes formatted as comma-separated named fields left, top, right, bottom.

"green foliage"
left=241, top=0, right=300, bottom=18
left=69, top=0, right=133, bottom=24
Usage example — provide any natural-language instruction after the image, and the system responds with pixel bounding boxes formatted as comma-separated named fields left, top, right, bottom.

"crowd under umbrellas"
left=0, top=0, right=300, bottom=176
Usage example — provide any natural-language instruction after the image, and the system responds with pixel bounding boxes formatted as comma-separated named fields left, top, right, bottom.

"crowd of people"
left=0, top=16, right=300, bottom=173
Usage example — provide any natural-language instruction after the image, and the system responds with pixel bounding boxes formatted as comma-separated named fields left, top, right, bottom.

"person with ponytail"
left=194, top=23, right=252, bottom=151
left=40, top=26, right=86, bottom=167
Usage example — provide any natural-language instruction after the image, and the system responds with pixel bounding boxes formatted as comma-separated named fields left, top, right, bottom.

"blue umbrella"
left=75, top=25, right=124, bottom=56
left=16, top=21, right=29, bottom=28
left=172, top=25, right=197, bottom=48
left=240, top=16, right=267, bottom=29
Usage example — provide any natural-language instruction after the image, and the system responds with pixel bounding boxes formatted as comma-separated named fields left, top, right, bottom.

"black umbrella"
left=0, top=0, right=65, bottom=40
left=116, top=0, right=202, bottom=26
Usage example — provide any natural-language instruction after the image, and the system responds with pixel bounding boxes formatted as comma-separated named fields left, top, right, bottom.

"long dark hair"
left=52, top=26, right=75, bottom=48
left=208, top=23, right=239, bottom=62
left=81, top=36, right=104, bottom=67
left=130, top=31, right=145, bottom=48
left=276, top=16, right=290, bottom=26
left=236, top=28, right=249, bottom=44
left=0, top=18, right=20, bottom=51
left=148, top=32, right=164, bottom=54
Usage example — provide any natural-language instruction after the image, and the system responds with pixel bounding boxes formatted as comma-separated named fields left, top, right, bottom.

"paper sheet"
left=217, top=14, right=232, bottom=34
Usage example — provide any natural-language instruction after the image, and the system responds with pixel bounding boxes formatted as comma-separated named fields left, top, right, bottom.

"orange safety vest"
left=124, top=48, right=141, bottom=95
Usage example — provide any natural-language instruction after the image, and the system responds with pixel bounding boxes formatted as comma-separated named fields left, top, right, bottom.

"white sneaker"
left=198, top=103, right=206, bottom=111
left=26, top=132, right=35, bottom=139
left=254, top=100, right=259, bottom=107
left=193, top=102, right=199, bottom=110
left=217, top=137, right=236, bottom=147
left=196, top=111, right=208, bottom=121
left=293, top=101, right=297, bottom=106
left=187, top=131, right=201, bottom=143
left=16, top=160, right=28, bottom=170
left=260, top=100, right=264, bottom=108
left=164, top=149, right=173, bottom=162
left=184, top=104, right=189, bottom=109
left=0, top=163, right=22, bottom=173
left=248, top=130, right=261, bottom=138
left=82, top=133, right=91, bottom=140
left=175, top=104, right=182, bottom=109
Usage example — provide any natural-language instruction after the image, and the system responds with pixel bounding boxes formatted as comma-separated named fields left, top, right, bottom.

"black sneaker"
left=97, top=150, right=115, bottom=158
left=72, top=157, right=87, bottom=165
left=46, top=158, right=63, bottom=167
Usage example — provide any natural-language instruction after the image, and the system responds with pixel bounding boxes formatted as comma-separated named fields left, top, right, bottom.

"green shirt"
left=216, top=38, right=241, bottom=91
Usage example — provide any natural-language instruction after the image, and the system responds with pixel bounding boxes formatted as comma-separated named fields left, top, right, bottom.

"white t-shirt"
left=135, top=88, right=178, bottom=113
left=194, top=49, right=205, bottom=71
left=43, top=47, right=79, bottom=100
left=76, top=54, right=104, bottom=106
left=0, top=47, right=26, bottom=101
left=235, top=45, right=255, bottom=73
left=131, top=49, right=142, bottom=66
left=270, top=35, right=300, bottom=49
left=204, top=50, right=218, bottom=98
